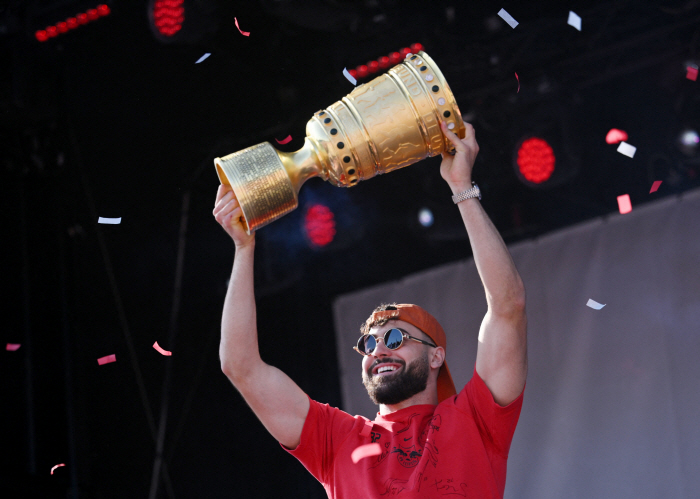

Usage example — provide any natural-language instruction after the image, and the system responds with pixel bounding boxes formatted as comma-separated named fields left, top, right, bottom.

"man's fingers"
left=441, top=121, right=468, bottom=153
left=213, top=191, right=235, bottom=215
left=215, top=184, right=233, bottom=205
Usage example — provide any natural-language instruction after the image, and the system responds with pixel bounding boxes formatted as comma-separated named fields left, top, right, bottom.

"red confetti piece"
left=687, top=66, right=698, bottom=81
left=50, top=463, right=66, bottom=475
left=351, top=443, right=382, bottom=464
left=97, top=354, right=116, bottom=365
left=235, top=17, right=249, bottom=36
left=6, top=343, right=21, bottom=351
left=515, top=72, right=520, bottom=93
left=617, top=194, right=632, bottom=214
left=605, top=128, right=628, bottom=144
left=649, top=180, right=662, bottom=193
left=275, top=135, right=292, bottom=145
left=153, top=341, right=172, bottom=356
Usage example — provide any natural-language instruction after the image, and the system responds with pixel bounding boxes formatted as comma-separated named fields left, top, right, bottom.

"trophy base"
left=215, top=142, right=298, bottom=234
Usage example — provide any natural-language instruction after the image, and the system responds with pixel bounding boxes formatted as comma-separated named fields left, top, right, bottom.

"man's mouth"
left=372, top=363, right=403, bottom=376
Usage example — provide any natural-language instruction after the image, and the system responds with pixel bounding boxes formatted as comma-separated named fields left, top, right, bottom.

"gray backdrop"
left=332, top=188, right=700, bottom=499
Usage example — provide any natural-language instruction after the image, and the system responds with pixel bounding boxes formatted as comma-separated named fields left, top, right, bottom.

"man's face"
left=361, top=320, right=432, bottom=406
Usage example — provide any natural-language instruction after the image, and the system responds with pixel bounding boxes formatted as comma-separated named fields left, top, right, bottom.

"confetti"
left=515, top=72, right=520, bottom=93
left=98, top=217, right=121, bottom=224
left=649, top=180, right=662, bottom=193
left=97, top=354, right=116, bottom=365
left=235, top=17, right=249, bottom=36
left=617, top=141, right=636, bottom=158
left=351, top=443, right=382, bottom=464
left=50, top=463, right=66, bottom=475
left=153, top=341, right=172, bottom=356
left=617, top=194, right=632, bottom=214
left=605, top=128, right=628, bottom=144
left=343, top=67, right=357, bottom=86
left=6, top=343, right=21, bottom=351
left=567, top=11, right=582, bottom=31
left=497, top=8, right=518, bottom=29
left=195, top=53, right=211, bottom=64
left=687, top=66, right=698, bottom=81
left=586, top=299, right=606, bottom=310
left=275, top=135, right=293, bottom=145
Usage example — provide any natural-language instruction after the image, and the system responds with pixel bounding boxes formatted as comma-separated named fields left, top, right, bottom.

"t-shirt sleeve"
left=455, top=366, right=524, bottom=458
left=281, top=395, right=359, bottom=483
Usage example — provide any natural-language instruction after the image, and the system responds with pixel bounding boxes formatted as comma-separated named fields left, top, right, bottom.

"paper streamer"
left=195, top=53, right=211, bottom=64
left=498, top=8, right=518, bottom=29
left=6, top=343, right=21, bottom=351
left=351, top=443, right=382, bottom=464
left=275, top=135, right=293, bottom=145
left=605, top=128, right=628, bottom=144
left=343, top=67, right=357, bottom=86
left=649, top=180, right=662, bottom=193
left=617, top=141, right=636, bottom=158
left=51, top=463, right=66, bottom=475
left=97, top=354, right=116, bottom=365
left=567, top=11, right=582, bottom=31
left=515, top=72, right=520, bottom=93
left=98, top=217, right=121, bottom=224
left=687, top=66, right=698, bottom=81
left=586, top=299, right=606, bottom=310
left=153, top=341, right=172, bottom=356
left=617, top=194, right=632, bottom=214
left=235, top=17, right=249, bottom=36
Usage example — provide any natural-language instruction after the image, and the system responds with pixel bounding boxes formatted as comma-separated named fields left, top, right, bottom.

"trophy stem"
left=278, top=137, right=328, bottom=196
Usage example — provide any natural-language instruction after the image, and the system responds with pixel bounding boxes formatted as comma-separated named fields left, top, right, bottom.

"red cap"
left=365, top=304, right=457, bottom=403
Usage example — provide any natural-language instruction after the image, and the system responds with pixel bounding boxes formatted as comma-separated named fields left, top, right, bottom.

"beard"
left=362, top=353, right=430, bottom=406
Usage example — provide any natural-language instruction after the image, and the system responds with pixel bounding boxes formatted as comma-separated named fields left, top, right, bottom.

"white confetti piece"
left=617, top=141, right=636, bottom=158
left=343, top=67, right=357, bottom=86
left=195, top=53, right=211, bottom=64
left=98, top=217, right=121, bottom=224
left=351, top=443, right=382, bottom=463
left=498, top=8, right=519, bottom=29
left=567, top=11, right=581, bottom=31
left=586, top=299, right=606, bottom=310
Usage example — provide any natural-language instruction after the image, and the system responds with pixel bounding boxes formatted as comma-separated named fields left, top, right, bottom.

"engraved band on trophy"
left=214, top=51, right=466, bottom=234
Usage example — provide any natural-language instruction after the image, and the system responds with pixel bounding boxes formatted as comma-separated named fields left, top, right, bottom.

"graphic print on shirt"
left=392, top=445, right=422, bottom=468
left=371, top=431, right=382, bottom=443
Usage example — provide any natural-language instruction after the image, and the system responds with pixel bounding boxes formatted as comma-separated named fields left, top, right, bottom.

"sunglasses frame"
left=353, top=327, right=437, bottom=356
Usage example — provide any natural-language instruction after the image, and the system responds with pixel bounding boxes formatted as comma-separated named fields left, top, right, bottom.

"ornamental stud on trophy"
left=214, top=51, right=466, bottom=234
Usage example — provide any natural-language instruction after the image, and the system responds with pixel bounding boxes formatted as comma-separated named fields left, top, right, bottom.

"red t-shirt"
left=283, top=367, right=524, bottom=498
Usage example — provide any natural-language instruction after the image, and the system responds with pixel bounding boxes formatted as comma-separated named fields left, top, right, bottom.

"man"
left=213, top=121, right=527, bottom=498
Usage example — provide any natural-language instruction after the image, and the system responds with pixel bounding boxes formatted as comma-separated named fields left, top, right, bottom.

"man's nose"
left=371, top=337, right=392, bottom=357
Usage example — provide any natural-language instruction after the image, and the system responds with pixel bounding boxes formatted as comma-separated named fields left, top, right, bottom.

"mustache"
left=368, top=358, right=406, bottom=374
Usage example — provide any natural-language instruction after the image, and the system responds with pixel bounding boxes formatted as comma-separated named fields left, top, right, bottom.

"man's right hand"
left=213, top=184, right=255, bottom=248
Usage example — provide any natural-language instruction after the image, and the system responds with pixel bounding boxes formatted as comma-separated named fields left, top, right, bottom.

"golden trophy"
left=214, top=51, right=466, bottom=234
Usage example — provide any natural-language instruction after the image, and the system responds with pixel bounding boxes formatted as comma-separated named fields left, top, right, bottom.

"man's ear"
left=430, top=347, right=445, bottom=369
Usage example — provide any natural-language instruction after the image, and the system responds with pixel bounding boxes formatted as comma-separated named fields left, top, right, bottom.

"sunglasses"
left=353, top=328, right=437, bottom=356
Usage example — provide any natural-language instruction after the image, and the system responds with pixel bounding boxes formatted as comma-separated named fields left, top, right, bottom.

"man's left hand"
left=439, top=121, right=479, bottom=192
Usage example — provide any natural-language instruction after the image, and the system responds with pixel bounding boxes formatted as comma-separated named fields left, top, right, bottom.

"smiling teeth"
left=377, top=366, right=397, bottom=374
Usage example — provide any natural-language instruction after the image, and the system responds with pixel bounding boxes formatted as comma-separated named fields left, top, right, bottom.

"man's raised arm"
left=214, top=185, right=309, bottom=449
left=439, top=121, right=528, bottom=407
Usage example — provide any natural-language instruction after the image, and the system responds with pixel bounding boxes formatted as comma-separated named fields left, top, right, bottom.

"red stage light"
left=350, top=44, right=425, bottom=80
left=348, top=68, right=357, bottom=79
left=400, top=47, right=411, bottom=57
left=153, top=0, right=185, bottom=36
left=35, top=4, right=111, bottom=42
left=389, top=51, right=402, bottom=65
left=367, top=60, right=379, bottom=73
left=356, top=64, right=369, bottom=78
left=378, top=56, right=390, bottom=69
left=411, top=42, right=423, bottom=53
left=516, top=137, right=556, bottom=184
left=304, top=204, right=336, bottom=247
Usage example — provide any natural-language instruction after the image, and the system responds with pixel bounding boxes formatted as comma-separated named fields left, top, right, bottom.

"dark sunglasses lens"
left=385, top=329, right=404, bottom=350
left=360, top=335, right=377, bottom=354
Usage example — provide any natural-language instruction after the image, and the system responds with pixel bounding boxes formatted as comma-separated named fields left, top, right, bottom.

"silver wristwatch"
left=452, top=182, right=481, bottom=204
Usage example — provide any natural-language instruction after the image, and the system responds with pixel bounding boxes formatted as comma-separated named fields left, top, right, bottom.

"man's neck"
left=378, top=389, right=438, bottom=416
